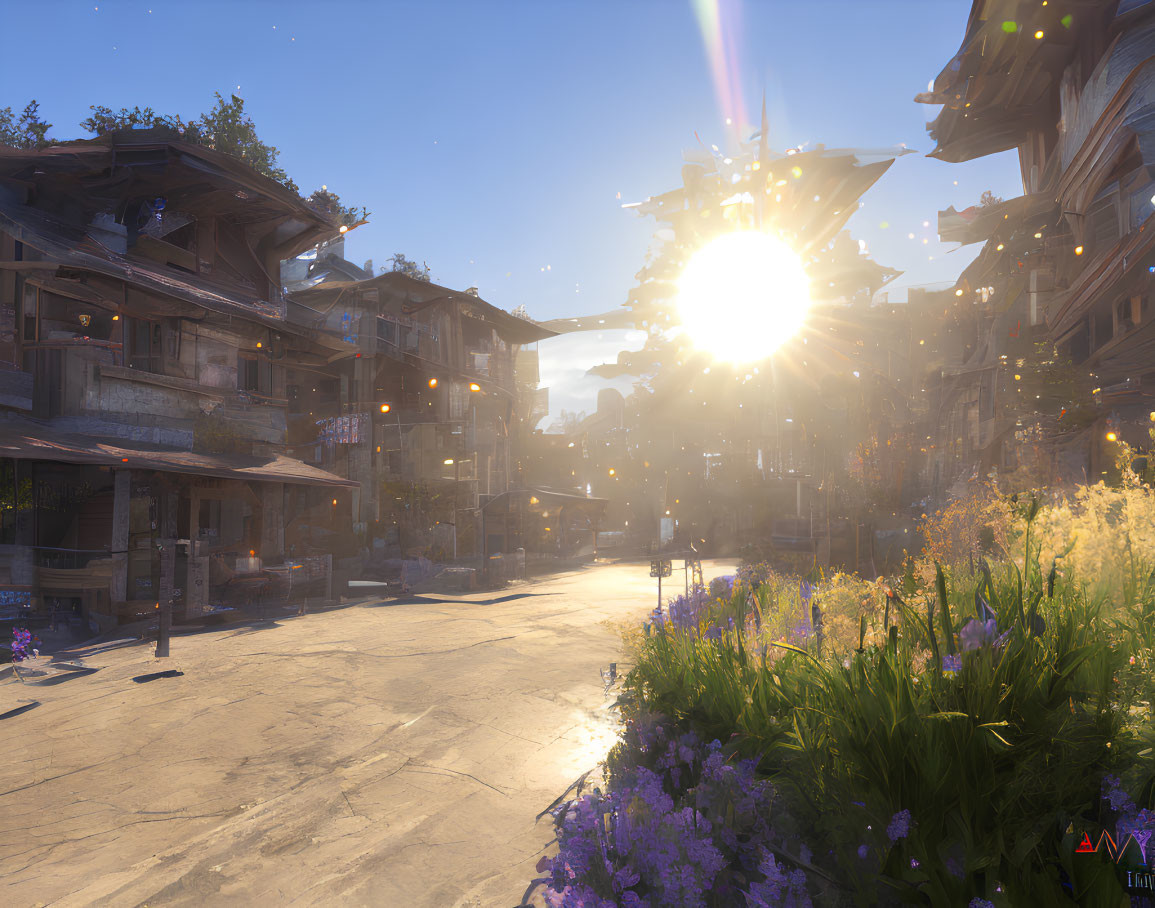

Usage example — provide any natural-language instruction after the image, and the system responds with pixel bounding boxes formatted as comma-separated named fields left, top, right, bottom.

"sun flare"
left=677, top=231, right=811, bottom=363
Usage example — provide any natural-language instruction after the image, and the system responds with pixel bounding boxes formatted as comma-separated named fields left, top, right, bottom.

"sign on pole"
left=650, top=559, right=672, bottom=578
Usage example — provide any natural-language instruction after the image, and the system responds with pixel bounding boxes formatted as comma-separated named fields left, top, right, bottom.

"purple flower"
left=857, top=844, right=869, bottom=859
left=942, top=653, right=962, bottom=674
left=960, top=618, right=999, bottom=652
left=1103, top=774, right=1135, bottom=813
left=910, top=857, right=920, bottom=868
left=743, top=850, right=812, bottom=908
left=968, top=900, right=995, bottom=908
left=887, top=809, right=911, bottom=842
left=10, top=627, right=33, bottom=662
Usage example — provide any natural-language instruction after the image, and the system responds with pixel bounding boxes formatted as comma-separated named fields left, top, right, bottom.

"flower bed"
left=530, top=501, right=1155, bottom=906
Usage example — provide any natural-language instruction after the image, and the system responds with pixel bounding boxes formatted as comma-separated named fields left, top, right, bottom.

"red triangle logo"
left=1075, top=832, right=1095, bottom=853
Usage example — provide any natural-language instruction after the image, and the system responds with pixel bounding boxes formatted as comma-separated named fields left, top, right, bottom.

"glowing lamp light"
left=1075, top=245, right=1084, bottom=255
left=1107, top=432, right=1118, bottom=442
left=380, top=404, right=391, bottom=413
left=332, top=499, right=338, bottom=506
left=608, top=468, right=616, bottom=476
left=113, top=314, right=119, bottom=320
left=677, top=231, right=810, bottom=363
left=249, top=550, right=256, bottom=557
left=443, top=458, right=455, bottom=465
left=1034, top=29, right=1044, bottom=39
left=339, top=225, right=349, bottom=233
left=256, top=341, right=262, bottom=348
left=428, top=377, right=438, bottom=388
left=996, top=243, right=1005, bottom=251
left=469, top=382, right=481, bottom=392
left=955, top=289, right=964, bottom=296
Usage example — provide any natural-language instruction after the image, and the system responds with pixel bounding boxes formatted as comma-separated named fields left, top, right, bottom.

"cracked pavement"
left=0, top=559, right=733, bottom=907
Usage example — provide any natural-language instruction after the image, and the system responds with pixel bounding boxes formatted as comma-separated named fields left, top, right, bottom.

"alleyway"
left=1, top=560, right=733, bottom=908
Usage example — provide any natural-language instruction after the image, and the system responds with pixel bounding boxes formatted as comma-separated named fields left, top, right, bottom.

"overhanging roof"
left=0, top=419, right=357, bottom=488
left=480, top=487, right=608, bottom=515
left=0, top=130, right=336, bottom=258
left=914, top=0, right=1106, bottom=163
left=290, top=271, right=557, bottom=344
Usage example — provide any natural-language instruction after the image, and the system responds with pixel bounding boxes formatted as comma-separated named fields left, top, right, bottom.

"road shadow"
left=364, top=592, right=556, bottom=607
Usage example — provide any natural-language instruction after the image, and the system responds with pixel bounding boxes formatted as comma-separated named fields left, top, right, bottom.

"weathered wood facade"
left=285, top=271, right=556, bottom=559
left=919, top=0, right=1155, bottom=489
left=0, top=131, right=356, bottom=629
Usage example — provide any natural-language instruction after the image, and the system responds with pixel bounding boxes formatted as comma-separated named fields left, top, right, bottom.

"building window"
left=125, top=317, right=162, bottom=372
left=238, top=353, right=272, bottom=395
left=377, top=317, right=398, bottom=347
left=20, top=284, right=37, bottom=342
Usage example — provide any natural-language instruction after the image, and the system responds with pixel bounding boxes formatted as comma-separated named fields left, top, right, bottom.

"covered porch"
left=0, top=419, right=356, bottom=631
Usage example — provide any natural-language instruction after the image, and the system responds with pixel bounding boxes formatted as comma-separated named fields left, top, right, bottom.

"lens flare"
left=677, top=231, right=810, bottom=363
left=692, top=0, right=748, bottom=134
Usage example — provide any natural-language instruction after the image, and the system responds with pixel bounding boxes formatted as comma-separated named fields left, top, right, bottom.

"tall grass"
left=613, top=520, right=1155, bottom=905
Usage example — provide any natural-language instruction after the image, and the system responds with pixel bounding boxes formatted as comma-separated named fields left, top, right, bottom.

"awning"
left=0, top=419, right=357, bottom=488
left=481, top=487, right=608, bottom=517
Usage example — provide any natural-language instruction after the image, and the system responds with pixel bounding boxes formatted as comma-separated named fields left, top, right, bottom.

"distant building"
left=285, top=270, right=557, bottom=559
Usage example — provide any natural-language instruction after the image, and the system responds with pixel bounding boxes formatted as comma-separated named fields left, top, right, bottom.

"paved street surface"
left=1, top=559, right=733, bottom=908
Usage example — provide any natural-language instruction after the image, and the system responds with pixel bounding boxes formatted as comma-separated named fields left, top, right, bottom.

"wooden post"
left=110, top=469, right=130, bottom=606
left=156, top=482, right=177, bottom=658
left=186, top=486, right=202, bottom=617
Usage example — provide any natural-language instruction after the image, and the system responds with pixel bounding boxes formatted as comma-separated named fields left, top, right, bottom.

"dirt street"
left=0, top=559, right=733, bottom=907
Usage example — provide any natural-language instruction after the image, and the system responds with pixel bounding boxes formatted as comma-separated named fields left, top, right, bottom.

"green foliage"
left=0, top=101, right=52, bottom=149
left=76, top=94, right=367, bottom=223
left=388, top=253, right=431, bottom=282
left=79, top=104, right=186, bottom=137
left=185, top=92, right=299, bottom=191
left=620, top=544, right=1155, bottom=905
left=304, top=187, right=369, bottom=229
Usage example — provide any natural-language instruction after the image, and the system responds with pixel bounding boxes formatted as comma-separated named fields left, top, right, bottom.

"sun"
left=676, top=231, right=811, bottom=363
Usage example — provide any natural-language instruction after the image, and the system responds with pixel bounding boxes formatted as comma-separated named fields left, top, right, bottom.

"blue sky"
left=6, top=0, right=1024, bottom=421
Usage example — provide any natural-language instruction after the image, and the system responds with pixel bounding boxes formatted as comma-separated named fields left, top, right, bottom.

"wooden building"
left=919, top=0, right=1155, bottom=487
left=285, top=270, right=556, bottom=560
left=0, top=130, right=356, bottom=630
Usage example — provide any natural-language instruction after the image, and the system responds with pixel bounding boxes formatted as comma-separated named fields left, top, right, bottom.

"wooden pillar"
left=156, top=481, right=177, bottom=658
left=260, top=482, right=284, bottom=562
left=186, top=486, right=205, bottom=616
left=110, top=469, right=130, bottom=605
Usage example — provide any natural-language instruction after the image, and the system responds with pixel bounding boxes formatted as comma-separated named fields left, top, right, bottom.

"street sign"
left=650, top=559, right=672, bottom=578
